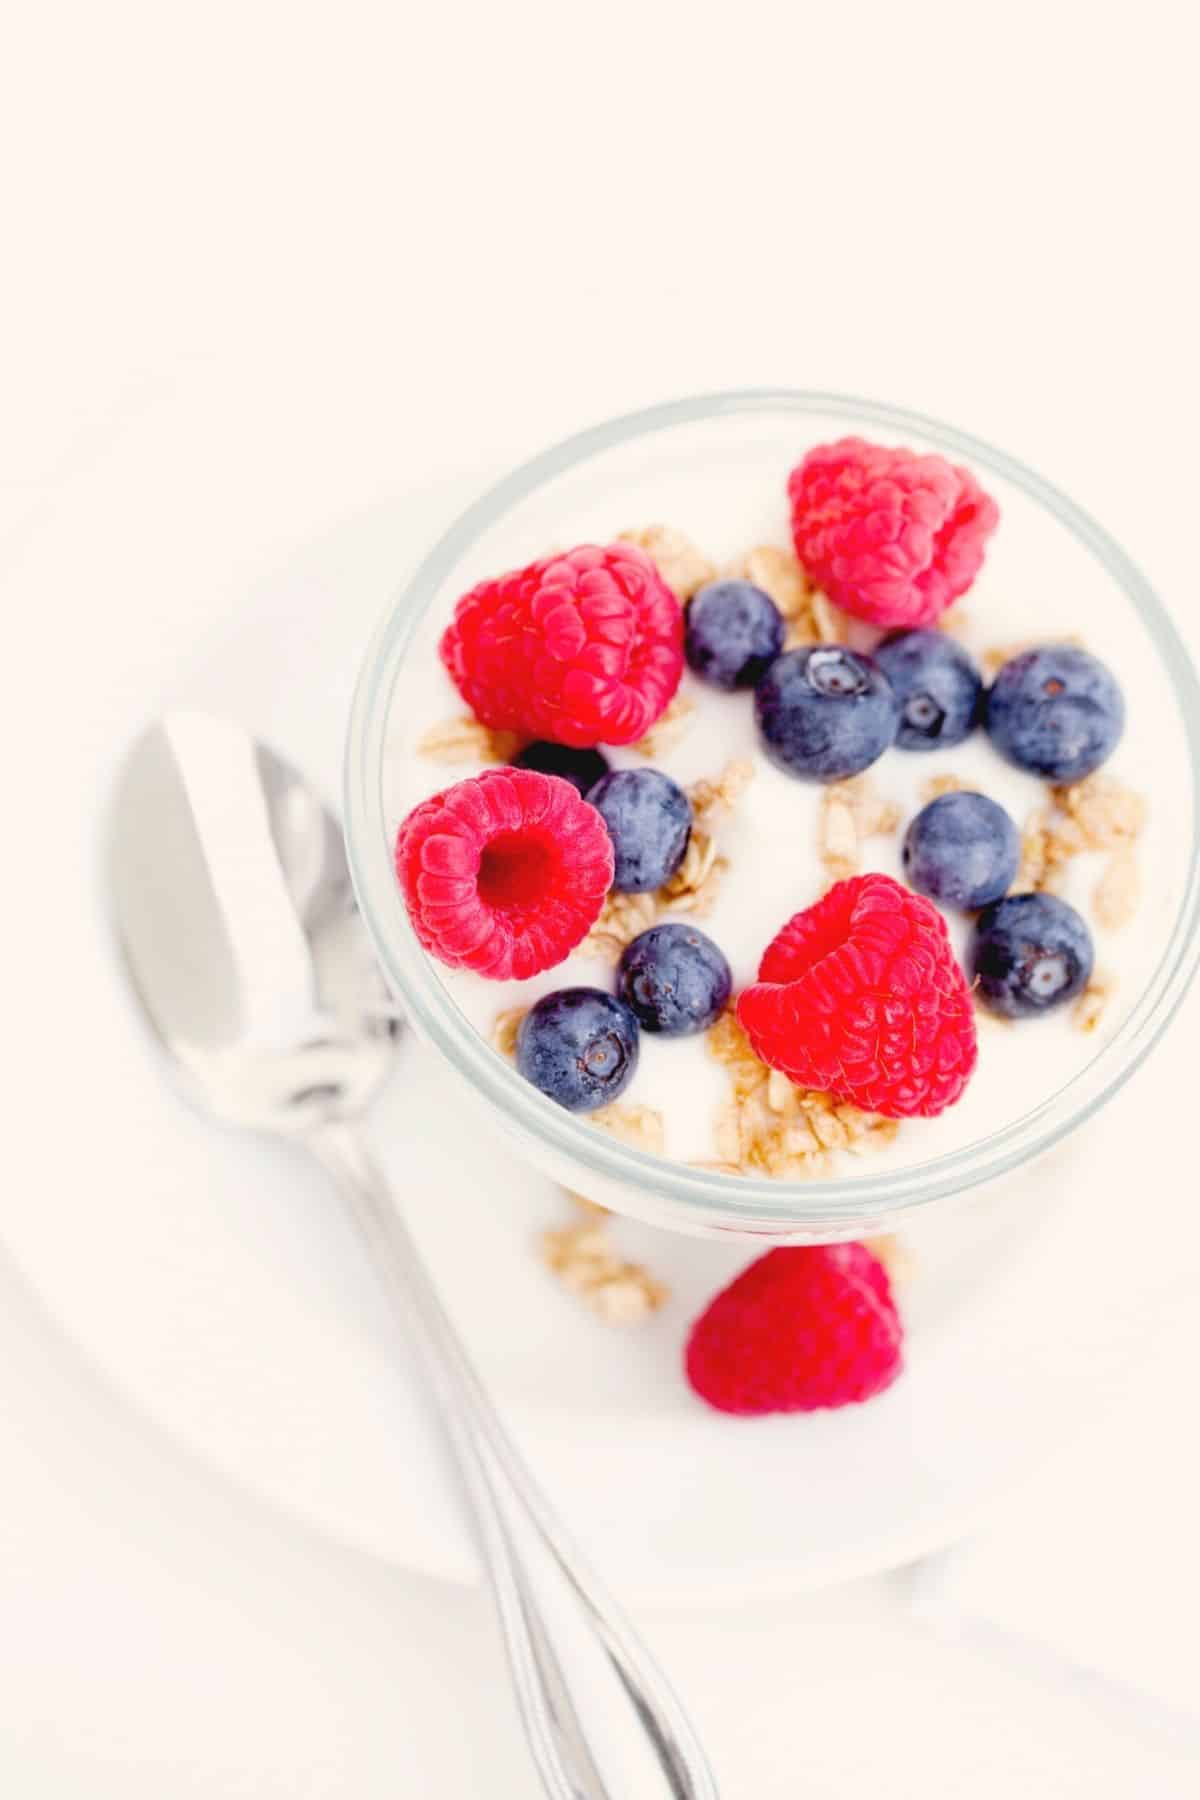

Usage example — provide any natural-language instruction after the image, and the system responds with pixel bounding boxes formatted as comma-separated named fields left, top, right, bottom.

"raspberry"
left=787, top=438, right=999, bottom=629
left=395, top=768, right=613, bottom=980
left=440, top=544, right=684, bottom=749
left=685, top=1244, right=903, bottom=1415
left=737, top=873, right=977, bottom=1118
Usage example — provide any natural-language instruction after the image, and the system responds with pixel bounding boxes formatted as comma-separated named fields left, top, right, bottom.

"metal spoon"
left=109, top=711, right=717, bottom=1800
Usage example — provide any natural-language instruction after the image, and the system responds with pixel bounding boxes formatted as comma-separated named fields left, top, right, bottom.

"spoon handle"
left=304, top=1121, right=718, bottom=1800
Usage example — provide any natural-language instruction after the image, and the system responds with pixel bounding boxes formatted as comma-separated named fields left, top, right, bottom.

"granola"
left=588, top=1101, right=666, bottom=1155
left=810, top=590, right=852, bottom=644
left=1052, top=772, right=1147, bottom=851
left=723, top=543, right=809, bottom=619
left=1073, top=969, right=1115, bottom=1035
left=1092, top=848, right=1140, bottom=930
left=540, top=1218, right=669, bottom=1323
left=1011, top=772, right=1146, bottom=921
left=617, top=524, right=715, bottom=601
left=417, top=716, right=522, bottom=765
left=819, top=774, right=900, bottom=885
left=838, top=773, right=902, bottom=837
left=706, top=1007, right=897, bottom=1176
left=632, top=692, right=696, bottom=758
left=920, top=771, right=967, bottom=802
left=653, top=757, right=756, bottom=918
left=819, top=793, right=860, bottom=884
left=688, top=758, right=755, bottom=826
left=658, top=831, right=727, bottom=917
left=580, top=889, right=659, bottom=964
left=490, top=1006, right=527, bottom=1058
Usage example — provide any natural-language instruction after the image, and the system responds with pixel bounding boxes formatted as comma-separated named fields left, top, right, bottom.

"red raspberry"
left=788, top=437, right=999, bottom=629
left=685, top=1244, right=903, bottom=1415
left=440, top=544, right=684, bottom=748
left=395, top=768, right=613, bottom=980
left=737, top=873, right=977, bottom=1118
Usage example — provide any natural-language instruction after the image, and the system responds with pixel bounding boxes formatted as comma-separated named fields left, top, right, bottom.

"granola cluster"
left=1072, top=968, right=1115, bottom=1036
left=920, top=770, right=967, bottom=802
left=722, top=543, right=809, bottom=619
left=631, top=692, right=696, bottom=758
left=580, top=890, right=661, bottom=965
left=616, top=524, right=715, bottom=601
left=705, top=1008, right=898, bottom=1178
left=588, top=1101, right=666, bottom=1155
left=1013, top=771, right=1146, bottom=925
left=540, top=1210, right=669, bottom=1323
left=818, top=774, right=901, bottom=886
left=489, top=1005, right=528, bottom=1060
left=416, top=715, right=523, bottom=766
left=488, top=1040, right=671, bottom=1322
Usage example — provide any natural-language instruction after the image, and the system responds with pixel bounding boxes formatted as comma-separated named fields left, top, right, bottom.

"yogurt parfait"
left=352, top=397, right=1199, bottom=1414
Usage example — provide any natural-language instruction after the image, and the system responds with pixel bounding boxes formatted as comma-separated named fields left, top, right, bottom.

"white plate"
left=8, top=377, right=1189, bottom=1597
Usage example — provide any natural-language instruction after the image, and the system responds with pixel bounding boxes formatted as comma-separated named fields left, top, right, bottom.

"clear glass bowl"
left=345, top=391, right=1200, bottom=1241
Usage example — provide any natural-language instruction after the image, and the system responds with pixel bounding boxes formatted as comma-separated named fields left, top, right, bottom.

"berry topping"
left=754, top=646, right=899, bottom=782
left=684, top=579, right=785, bottom=691
left=512, top=740, right=610, bottom=797
left=737, top=873, right=977, bottom=1118
left=969, top=892, right=1095, bottom=1018
left=516, top=987, right=640, bottom=1111
left=618, top=923, right=733, bottom=1036
left=439, top=544, right=684, bottom=749
left=394, top=769, right=613, bottom=981
left=787, top=437, right=999, bottom=629
left=685, top=1244, right=903, bottom=1415
left=985, top=645, right=1125, bottom=782
left=589, top=768, right=693, bottom=893
left=902, top=791, right=1020, bottom=911
left=875, top=628, right=983, bottom=751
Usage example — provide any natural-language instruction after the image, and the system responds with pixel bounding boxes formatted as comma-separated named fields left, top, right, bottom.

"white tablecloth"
left=5, top=2, right=1199, bottom=1789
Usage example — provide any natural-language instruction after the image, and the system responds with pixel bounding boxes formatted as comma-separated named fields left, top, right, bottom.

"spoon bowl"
left=111, top=711, right=395, bottom=1131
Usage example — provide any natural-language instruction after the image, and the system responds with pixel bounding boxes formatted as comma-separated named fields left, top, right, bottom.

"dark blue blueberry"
left=617, top=923, right=732, bottom=1036
left=515, top=988, right=640, bottom=1111
left=684, top=579, right=785, bottom=691
left=902, top=791, right=1020, bottom=911
left=875, top=629, right=983, bottom=751
left=512, top=740, right=610, bottom=797
left=985, top=645, right=1125, bottom=781
left=588, top=768, right=692, bottom=893
left=754, top=646, right=899, bottom=782
left=969, top=892, right=1094, bottom=1018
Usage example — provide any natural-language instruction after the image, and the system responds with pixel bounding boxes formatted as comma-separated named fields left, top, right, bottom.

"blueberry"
left=875, top=629, right=983, bottom=751
left=512, top=740, right=610, bottom=797
left=617, top=923, right=732, bottom=1036
left=684, top=579, right=785, bottom=690
left=969, top=892, right=1094, bottom=1018
left=985, top=645, right=1125, bottom=781
left=515, top=988, right=640, bottom=1111
left=903, top=791, right=1020, bottom=910
left=754, top=646, right=899, bottom=782
left=588, top=768, right=692, bottom=893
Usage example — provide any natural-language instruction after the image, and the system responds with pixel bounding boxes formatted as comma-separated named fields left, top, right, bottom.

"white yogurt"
left=382, top=417, right=1192, bottom=1178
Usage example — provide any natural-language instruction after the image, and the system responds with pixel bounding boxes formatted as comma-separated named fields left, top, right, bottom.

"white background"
left=4, top=2, right=1199, bottom=1794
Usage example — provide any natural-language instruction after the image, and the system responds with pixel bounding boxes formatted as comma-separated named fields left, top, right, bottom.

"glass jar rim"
left=344, top=389, right=1200, bottom=1233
